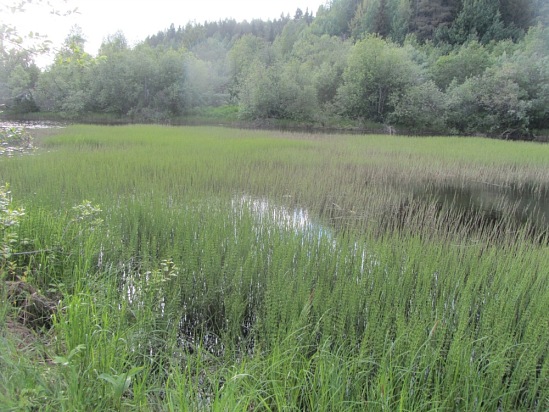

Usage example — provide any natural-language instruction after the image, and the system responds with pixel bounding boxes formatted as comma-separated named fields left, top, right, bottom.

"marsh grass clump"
left=0, top=125, right=548, bottom=410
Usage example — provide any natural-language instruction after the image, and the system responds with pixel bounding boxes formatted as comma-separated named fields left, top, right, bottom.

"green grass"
left=0, top=125, right=548, bottom=410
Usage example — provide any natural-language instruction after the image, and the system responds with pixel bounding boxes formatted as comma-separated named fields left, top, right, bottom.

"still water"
left=415, top=181, right=549, bottom=232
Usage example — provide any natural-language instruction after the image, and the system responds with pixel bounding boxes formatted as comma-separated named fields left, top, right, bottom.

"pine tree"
left=350, top=0, right=393, bottom=39
left=533, top=0, right=549, bottom=27
left=374, top=0, right=392, bottom=36
left=438, top=0, right=519, bottom=45
left=391, top=0, right=413, bottom=43
left=499, top=0, right=535, bottom=31
left=411, top=0, right=460, bottom=41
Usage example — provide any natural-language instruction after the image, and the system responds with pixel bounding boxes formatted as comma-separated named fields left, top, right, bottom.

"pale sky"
left=3, top=0, right=327, bottom=66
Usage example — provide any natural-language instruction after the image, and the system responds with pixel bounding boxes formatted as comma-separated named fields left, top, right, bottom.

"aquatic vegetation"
left=0, top=125, right=548, bottom=410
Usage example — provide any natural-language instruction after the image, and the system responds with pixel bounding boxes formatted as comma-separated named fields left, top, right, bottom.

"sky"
left=3, top=0, right=327, bottom=66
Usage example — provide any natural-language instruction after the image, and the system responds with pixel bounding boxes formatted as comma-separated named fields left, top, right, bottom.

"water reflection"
left=414, top=181, right=549, bottom=235
left=232, top=194, right=329, bottom=238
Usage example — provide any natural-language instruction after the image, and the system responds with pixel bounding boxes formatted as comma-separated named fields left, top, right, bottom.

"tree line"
left=1, top=0, right=548, bottom=138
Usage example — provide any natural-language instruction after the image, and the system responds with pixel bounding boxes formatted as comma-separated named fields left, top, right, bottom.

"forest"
left=1, top=0, right=549, bottom=138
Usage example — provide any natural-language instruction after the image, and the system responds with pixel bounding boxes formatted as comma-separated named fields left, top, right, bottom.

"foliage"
left=446, top=73, right=530, bottom=136
left=388, top=80, right=448, bottom=131
left=228, top=34, right=271, bottom=102
left=0, top=183, right=24, bottom=265
left=2, top=0, right=549, bottom=137
left=238, top=60, right=319, bottom=122
left=311, top=0, right=360, bottom=38
left=430, top=40, right=492, bottom=89
left=0, top=0, right=77, bottom=57
left=411, top=0, right=461, bottom=42
left=0, top=126, right=33, bottom=148
left=99, top=367, right=144, bottom=409
left=338, top=35, right=420, bottom=121
left=0, top=126, right=34, bottom=159
left=436, top=0, right=522, bottom=45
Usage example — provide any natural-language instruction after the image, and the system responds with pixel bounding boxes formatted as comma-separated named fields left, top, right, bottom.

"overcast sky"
left=4, top=0, right=327, bottom=66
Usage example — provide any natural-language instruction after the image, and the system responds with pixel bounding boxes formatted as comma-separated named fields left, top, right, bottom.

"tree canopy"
left=1, top=0, right=548, bottom=138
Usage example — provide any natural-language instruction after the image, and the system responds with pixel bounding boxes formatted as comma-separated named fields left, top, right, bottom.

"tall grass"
left=0, top=125, right=548, bottom=410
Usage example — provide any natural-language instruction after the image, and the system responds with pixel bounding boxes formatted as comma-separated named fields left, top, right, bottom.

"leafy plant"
left=99, top=366, right=144, bottom=408
left=0, top=127, right=34, bottom=155
left=0, top=183, right=25, bottom=273
left=52, top=344, right=86, bottom=367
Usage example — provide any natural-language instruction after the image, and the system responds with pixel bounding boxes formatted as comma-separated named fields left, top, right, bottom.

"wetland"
left=0, top=125, right=548, bottom=411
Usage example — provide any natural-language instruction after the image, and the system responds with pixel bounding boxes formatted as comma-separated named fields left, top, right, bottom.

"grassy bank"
left=1, top=125, right=548, bottom=410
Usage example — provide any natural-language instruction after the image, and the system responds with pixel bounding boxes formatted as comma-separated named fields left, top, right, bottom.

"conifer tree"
left=437, top=0, right=520, bottom=44
left=411, top=0, right=460, bottom=41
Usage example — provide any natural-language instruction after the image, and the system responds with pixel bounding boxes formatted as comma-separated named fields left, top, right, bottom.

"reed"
left=0, top=125, right=547, bottom=410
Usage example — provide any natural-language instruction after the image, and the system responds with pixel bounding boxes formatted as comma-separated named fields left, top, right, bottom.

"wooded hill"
left=2, top=0, right=549, bottom=138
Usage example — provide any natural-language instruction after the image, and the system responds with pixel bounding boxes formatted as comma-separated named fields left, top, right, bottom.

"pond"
left=416, top=183, right=549, bottom=227
left=411, top=181, right=549, bottom=240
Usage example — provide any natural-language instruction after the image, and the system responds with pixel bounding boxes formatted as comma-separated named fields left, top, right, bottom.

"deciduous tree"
left=338, top=35, right=420, bottom=121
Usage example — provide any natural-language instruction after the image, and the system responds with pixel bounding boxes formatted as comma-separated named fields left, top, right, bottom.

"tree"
left=439, top=25, right=548, bottom=136
left=499, top=26, right=549, bottom=131
left=0, top=47, right=40, bottom=111
left=337, top=35, right=421, bottom=121
left=391, top=0, right=413, bottom=43
left=0, top=0, right=76, bottom=112
left=437, top=0, right=520, bottom=44
left=87, top=35, right=139, bottom=115
left=446, top=73, right=531, bottom=137
left=55, top=25, right=93, bottom=65
left=237, top=60, right=318, bottom=121
left=150, top=49, right=187, bottom=116
left=98, top=32, right=129, bottom=56
left=291, top=33, right=351, bottom=110
left=534, top=0, right=549, bottom=26
left=388, top=80, right=448, bottom=131
left=34, top=27, right=96, bottom=116
left=228, top=35, right=271, bottom=102
left=411, top=0, right=460, bottom=42
left=430, top=40, right=492, bottom=89
left=190, top=38, right=231, bottom=106
left=183, top=53, right=228, bottom=108
left=311, top=0, right=361, bottom=38
left=273, top=19, right=308, bottom=57
left=0, top=0, right=70, bottom=57
left=499, top=0, right=536, bottom=31
left=350, top=0, right=394, bottom=39
left=5, top=64, right=39, bottom=112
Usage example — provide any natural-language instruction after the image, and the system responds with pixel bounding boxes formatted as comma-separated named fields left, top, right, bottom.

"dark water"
left=413, top=181, right=549, bottom=239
